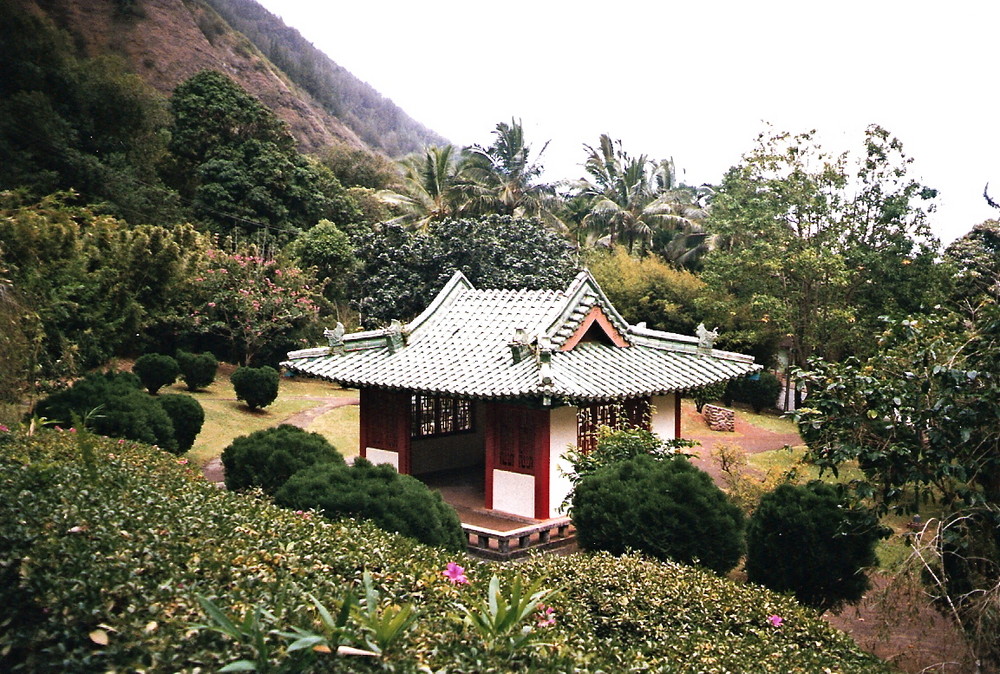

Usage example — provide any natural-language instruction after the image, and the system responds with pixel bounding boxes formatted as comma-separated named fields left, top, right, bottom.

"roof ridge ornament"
left=386, top=319, right=404, bottom=353
left=537, top=336, right=553, bottom=386
left=696, top=323, right=719, bottom=352
left=324, top=322, right=346, bottom=355
left=508, top=327, right=530, bottom=364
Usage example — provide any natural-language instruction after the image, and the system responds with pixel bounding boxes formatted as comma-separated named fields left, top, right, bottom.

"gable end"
left=560, top=305, right=630, bottom=351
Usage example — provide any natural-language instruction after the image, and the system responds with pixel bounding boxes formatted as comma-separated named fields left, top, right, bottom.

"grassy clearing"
left=175, top=371, right=358, bottom=465
left=305, top=403, right=359, bottom=458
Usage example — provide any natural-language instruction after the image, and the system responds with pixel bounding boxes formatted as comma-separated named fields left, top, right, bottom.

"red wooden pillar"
left=674, top=393, right=682, bottom=439
left=359, top=388, right=412, bottom=474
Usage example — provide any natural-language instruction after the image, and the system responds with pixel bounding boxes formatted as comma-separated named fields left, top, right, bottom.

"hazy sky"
left=255, top=0, right=999, bottom=243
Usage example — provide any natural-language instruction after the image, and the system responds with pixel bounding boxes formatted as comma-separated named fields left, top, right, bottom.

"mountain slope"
left=20, top=0, right=444, bottom=157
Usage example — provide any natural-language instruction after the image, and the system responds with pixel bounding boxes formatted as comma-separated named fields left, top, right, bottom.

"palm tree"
left=574, top=134, right=713, bottom=265
left=463, top=119, right=566, bottom=230
left=377, top=145, right=471, bottom=231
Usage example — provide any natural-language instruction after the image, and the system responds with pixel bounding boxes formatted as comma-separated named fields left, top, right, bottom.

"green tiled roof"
left=282, top=271, right=758, bottom=403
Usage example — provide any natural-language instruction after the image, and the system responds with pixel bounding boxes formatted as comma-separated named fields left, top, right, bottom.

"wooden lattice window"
left=410, top=394, right=473, bottom=438
left=576, top=398, right=651, bottom=454
left=494, top=406, right=536, bottom=474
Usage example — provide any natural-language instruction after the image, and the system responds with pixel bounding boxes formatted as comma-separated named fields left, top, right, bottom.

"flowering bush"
left=0, top=431, right=889, bottom=672
left=192, top=248, right=323, bottom=366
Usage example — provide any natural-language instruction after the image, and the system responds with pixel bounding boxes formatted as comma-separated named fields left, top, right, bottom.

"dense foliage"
left=703, top=126, right=947, bottom=369
left=175, top=351, right=218, bottom=391
left=795, top=309, right=1000, bottom=666
left=156, top=394, right=205, bottom=455
left=221, top=424, right=343, bottom=495
left=572, top=454, right=745, bottom=575
left=745, top=482, right=886, bottom=612
left=352, top=215, right=577, bottom=326
left=275, top=458, right=466, bottom=551
left=132, top=353, right=179, bottom=395
left=35, top=372, right=177, bottom=452
left=724, top=372, right=782, bottom=413
left=230, top=365, right=280, bottom=410
left=0, top=430, right=889, bottom=672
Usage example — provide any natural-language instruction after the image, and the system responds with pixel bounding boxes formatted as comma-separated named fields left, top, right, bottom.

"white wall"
left=365, top=447, right=399, bottom=471
left=492, top=469, right=534, bottom=519
left=548, top=405, right=578, bottom=518
left=651, top=394, right=678, bottom=439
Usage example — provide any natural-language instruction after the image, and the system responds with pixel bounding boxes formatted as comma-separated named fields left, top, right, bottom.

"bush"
left=725, top=372, right=782, bottom=413
left=0, top=431, right=890, bottom=672
left=275, top=458, right=466, bottom=551
left=231, top=365, right=279, bottom=410
left=562, top=427, right=694, bottom=509
left=222, top=425, right=343, bottom=495
left=176, top=351, right=218, bottom=391
left=693, top=381, right=727, bottom=413
left=157, top=394, right=204, bottom=454
left=746, top=481, right=887, bottom=612
left=572, top=454, right=745, bottom=574
left=132, top=353, right=179, bottom=395
left=34, top=372, right=177, bottom=452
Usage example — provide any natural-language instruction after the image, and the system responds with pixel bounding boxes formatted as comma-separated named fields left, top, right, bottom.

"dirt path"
left=200, top=396, right=358, bottom=484
left=679, top=403, right=802, bottom=484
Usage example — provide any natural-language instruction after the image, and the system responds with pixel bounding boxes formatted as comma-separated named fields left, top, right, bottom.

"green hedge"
left=0, top=429, right=889, bottom=672
left=276, top=458, right=466, bottom=551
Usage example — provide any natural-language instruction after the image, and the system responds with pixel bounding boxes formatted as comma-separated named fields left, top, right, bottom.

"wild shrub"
left=132, top=353, right=179, bottom=395
left=746, top=481, right=887, bottom=612
left=693, top=381, right=727, bottom=413
left=222, top=424, right=343, bottom=495
left=725, top=372, right=782, bottom=413
left=572, top=454, right=745, bottom=574
left=275, top=458, right=466, bottom=551
left=176, top=350, right=218, bottom=391
left=562, top=427, right=695, bottom=509
left=0, top=431, right=890, bottom=672
left=34, top=372, right=177, bottom=451
left=157, top=394, right=204, bottom=454
left=231, top=365, right=279, bottom=410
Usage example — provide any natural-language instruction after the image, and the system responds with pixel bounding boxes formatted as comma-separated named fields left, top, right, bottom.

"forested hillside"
left=201, top=0, right=448, bottom=157
left=14, top=0, right=444, bottom=157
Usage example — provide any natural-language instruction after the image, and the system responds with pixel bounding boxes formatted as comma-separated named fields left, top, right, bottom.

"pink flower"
left=767, top=614, right=784, bottom=627
left=295, top=510, right=313, bottom=519
left=0, top=425, right=9, bottom=432
left=177, top=459, right=189, bottom=465
left=536, top=604, right=556, bottom=627
left=443, top=562, right=468, bottom=584
left=207, top=302, right=216, bottom=307
left=117, top=439, right=125, bottom=445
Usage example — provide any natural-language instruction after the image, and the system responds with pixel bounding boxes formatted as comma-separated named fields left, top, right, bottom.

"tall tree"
left=167, top=70, right=359, bottom=239
left=574, top=135, right=709, bottom=261
left=702, top=125, right=944, bottom=371
left=377, top=145, right=470, bottom=231
left=463, top=119, right=560, bottom=226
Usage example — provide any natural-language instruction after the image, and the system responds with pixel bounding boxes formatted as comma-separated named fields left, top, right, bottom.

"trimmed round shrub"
left=746, top=481, right=887, bottom=612
left=231, top=365, right=279, bottom=410
left=35, top=372, right=178, bottom=452
left=132, top=353, right=180, bottom=395
left=222, top=424, right=343, bottom=495
left=572, top=454, right=745, bottom=574
left=157, top=394, right=204, bottom=454
left=724, top=372, right=782, bottom=413
left=275, top=458, right=466, bottom=551
left=176, top=351, right=218, bottom=391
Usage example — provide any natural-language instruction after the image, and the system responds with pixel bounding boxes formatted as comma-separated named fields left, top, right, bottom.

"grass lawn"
left=175, top=369, right=358, bottom=465
left=306, top=403, right=360, bottom=459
